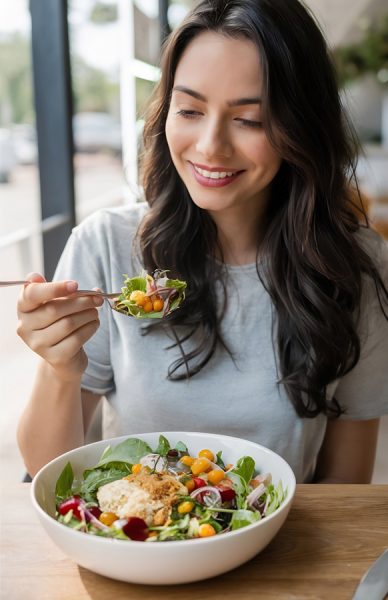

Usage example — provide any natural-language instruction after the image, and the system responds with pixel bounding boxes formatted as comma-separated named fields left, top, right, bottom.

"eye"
left=176, top=109, right=201, bottom=119
left=234, top=118, right=263, bottom=129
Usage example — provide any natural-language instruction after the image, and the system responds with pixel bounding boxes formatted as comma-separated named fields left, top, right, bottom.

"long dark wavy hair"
left=136, top=0, right=388, bottom=418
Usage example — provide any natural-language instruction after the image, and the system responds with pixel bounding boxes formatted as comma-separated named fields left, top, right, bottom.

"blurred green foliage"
left=334, top=15, right=388, bottom=86
left=72, top=55, right=119, bottom=114
left=0, top=33, right=34, bottom=125
left=89, top=2, right=118, bottom=24
left=0, top=32, right=122, bottom=126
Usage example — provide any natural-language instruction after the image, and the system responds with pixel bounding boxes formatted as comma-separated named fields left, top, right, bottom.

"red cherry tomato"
left=216, top=486, right=236, bottom=502
left=58, top=496, right=83, bottom=520
left=193, top=477, right=207, bottom=489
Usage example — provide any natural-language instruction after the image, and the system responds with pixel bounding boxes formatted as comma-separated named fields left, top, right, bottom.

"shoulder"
left=54, top=201, right=148, bottom=285
left=71, top=201, right=148, bottom=243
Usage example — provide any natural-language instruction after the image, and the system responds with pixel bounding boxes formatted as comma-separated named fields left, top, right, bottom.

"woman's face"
left=165, top=32, right=282, bottom=217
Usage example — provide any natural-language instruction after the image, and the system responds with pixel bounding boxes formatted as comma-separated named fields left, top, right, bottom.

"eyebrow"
left=172, top=85, right=261, bottom=106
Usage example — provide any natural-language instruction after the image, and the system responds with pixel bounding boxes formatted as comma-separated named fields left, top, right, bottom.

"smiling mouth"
left=188, top=162, right=244, bottom=188
left=193, top=165, right=241, bottom=180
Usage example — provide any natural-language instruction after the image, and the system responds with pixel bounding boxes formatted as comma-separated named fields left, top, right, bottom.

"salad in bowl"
left=54, top=434, right=287, bottom=542
left=31, top=431, right=296, bottom=584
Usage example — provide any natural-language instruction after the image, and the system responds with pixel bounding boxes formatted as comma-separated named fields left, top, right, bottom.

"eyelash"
left=176, top=110, right=262, bottom=129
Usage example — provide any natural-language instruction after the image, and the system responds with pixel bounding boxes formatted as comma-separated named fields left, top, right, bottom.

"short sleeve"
left=334, top=231, right=388, bottom=420
left=53, top=216, right=114, bottom=395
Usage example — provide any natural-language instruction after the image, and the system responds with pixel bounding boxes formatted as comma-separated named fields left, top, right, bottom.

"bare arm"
left=17, top=367, right=101, bottom=478
left=16, top=273, right=103, bottom=477
left=314, top=418, right=380, bottom=483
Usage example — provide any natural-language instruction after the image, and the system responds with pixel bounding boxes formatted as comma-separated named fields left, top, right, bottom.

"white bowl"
left=31, top=431, right=296, bottom=585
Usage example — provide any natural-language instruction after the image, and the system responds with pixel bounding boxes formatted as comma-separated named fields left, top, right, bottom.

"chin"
left=189, top=195, right=233, bottom=212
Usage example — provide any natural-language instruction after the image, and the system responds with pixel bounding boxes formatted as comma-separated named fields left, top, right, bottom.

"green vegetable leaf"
left=94, top=437, right=153, bottom=468
left=215, top=450, right=226, bottom=469
left=113, top=271, right=187, bottom=319
left=80, top=467, right=130, bottom=502
left=230, top=509, right=261, bottom=530
left=155, top=434, right=171, bottom=456
left=122, top=274, right=147, bottom=294
left=55, top=462, right=74, bottom=503
left=232, top=456, right=255, bottom=484
left=175, top=441, right=188, bottom=453
left=226, top=472, right=249, bottom=509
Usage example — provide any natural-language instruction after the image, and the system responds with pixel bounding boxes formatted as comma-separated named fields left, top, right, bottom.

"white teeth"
left=194, top=165, right=237, bottom=179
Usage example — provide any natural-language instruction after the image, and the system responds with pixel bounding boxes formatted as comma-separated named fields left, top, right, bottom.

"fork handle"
left=0, top=281, right=120, bottom=299
left=0, top=281, right=29, bottom=287
left=76, top=290, right=121, bottom=299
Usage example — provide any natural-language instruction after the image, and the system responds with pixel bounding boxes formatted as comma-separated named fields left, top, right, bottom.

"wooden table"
left=1, top=484, right=387, bottom=600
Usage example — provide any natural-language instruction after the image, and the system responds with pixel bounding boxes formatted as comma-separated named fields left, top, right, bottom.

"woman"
left=16, top=0, right=388, bottom=482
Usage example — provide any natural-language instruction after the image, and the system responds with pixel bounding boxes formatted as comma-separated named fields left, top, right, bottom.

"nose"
left=195, top=117, right=233, bottom=160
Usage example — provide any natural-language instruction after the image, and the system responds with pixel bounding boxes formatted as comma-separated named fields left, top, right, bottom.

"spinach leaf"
left=94, top=437, right=153, bottom=468
left=215, top=450, right=226, bottom=469
left=175, top=441, right=188, bottom=454
left=155, top=434, right=170, bottom=456
left=80, top=467, right=129, bottom=502
left=55, top=462, right=74, bottom=503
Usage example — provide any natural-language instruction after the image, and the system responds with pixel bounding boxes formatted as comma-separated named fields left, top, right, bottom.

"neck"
left=210, top=203, right=267, bottom=266
left=210, top=202, right=266, bottom=265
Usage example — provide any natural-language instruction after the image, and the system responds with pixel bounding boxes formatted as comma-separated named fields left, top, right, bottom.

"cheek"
left=165, top=114, right=187, bottom=159
left=248, top=137, right=282, bottom=176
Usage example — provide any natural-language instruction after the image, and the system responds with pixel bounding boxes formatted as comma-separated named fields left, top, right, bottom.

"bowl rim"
left=31, top=430, right=296, bottom=548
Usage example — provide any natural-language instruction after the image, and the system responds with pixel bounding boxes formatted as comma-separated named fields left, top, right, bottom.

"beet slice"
left=122, top=517, right=149, bottom=541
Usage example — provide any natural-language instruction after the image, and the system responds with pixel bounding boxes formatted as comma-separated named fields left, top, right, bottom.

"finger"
left=21, top=295, right=103, bottom=331
left=18, top=278, right=79, bottom=313
left=27, top=308, right=99, bottom=356
left=25, top=272, right=47, bottom=284
left=46, top=320, right=101, bottom=365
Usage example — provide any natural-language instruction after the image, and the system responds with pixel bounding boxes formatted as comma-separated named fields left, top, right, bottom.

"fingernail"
left=66, top=281, right=78, bottom=292
left=93, top=295, right=104, bottom=306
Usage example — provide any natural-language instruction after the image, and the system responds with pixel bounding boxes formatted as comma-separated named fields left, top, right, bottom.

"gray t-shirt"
left=54, top=202, right=388, bottom=482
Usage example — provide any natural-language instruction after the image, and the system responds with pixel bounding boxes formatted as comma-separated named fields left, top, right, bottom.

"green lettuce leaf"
left=230, top=509, right=261, bottom=530
left=113, top=271, right=187, bottom=319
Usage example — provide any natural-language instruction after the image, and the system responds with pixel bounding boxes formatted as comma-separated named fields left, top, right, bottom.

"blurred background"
left=0, top=0, right=387, bottom=484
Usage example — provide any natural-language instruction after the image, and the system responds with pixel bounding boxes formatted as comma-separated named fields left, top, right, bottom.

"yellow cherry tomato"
left=180, top=455, right=195, bottom=467
left=191, top=457, right=212, bottom=476
left=198, top=523, right=216, bottom=537
left=129, top=290, right=147, bottom=307
left=99, top=512, right=119, bottom=526
left=177, top=501, right=195, bottom=514
left=152, top=298, right=164, bottom=312
left=198, top=449, right=215, bottom=462
left=179, top=475, right=195, bottom=492
left=207, top=469, right=226, bottom=485
left=143, top=301, right=153, bottom=313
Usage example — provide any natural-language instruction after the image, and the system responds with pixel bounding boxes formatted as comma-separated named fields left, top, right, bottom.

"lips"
left=188, top=162, right=244, bottom=188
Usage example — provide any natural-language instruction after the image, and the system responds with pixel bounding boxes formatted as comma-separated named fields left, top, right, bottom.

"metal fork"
left=0, top=280, right=121, bottom=299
